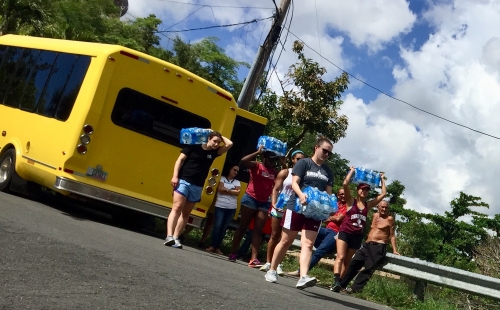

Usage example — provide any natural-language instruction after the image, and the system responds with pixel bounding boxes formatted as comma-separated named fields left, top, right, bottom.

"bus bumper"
left=54, top=177, right=204, bottom=227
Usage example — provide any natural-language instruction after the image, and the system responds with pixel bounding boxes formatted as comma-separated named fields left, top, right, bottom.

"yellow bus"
left=0, top=35, right=267, bottom=227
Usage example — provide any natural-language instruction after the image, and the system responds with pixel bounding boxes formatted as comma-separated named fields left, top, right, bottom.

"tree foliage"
left=251, top=41, right=349, bottom=153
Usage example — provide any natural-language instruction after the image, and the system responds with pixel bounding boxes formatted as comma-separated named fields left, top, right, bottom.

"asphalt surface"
left=0, top=191, right=392, bottom=310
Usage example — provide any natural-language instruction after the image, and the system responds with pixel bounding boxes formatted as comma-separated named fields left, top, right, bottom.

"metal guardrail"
left=291, top=232, right=500, bottom=301
left=383, top=254, right=500, bottom=301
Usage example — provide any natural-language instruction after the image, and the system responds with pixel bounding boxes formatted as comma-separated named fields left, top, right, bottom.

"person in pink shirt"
left=228, top=146, right=281, bottom=267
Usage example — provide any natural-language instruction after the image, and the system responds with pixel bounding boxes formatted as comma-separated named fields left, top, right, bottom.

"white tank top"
left=282, top=168, right=294, bottom=196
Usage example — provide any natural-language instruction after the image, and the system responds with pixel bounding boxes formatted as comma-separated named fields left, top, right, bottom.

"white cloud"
left=336, top=0, right=500, bottom=216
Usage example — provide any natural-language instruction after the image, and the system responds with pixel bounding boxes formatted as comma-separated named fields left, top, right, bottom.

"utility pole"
left=237, top=0, right=292, bottom=110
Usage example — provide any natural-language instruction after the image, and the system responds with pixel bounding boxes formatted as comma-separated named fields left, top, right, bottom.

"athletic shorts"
left=338, top=231, right=363, bottom=250
left=240, top=193, right=270, bottom=211
left=175, top=179, right=202, bottom=202
left=281, top=209, right=321, bottom=232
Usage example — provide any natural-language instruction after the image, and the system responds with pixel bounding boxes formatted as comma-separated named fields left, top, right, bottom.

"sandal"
left=215, top=249, right=224, bottom=255
left=205, top=246, right=215, bottom=253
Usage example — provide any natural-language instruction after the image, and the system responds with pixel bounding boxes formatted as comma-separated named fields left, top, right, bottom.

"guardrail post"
left=413, top=280, right=427, bottom=301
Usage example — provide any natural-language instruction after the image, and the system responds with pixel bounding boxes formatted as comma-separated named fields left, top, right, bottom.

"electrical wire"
left=282, top=26, right=500, bottom=140
left=155, top=16, right=274, bottom=33
left=154, top=0, right=274, bottom=10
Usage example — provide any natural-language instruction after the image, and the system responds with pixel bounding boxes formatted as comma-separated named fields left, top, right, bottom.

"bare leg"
left=250, top=209, right=269, bottom=261
left=334, top=238, right=348, bottom=275
left=270, top=228, right=298, bottom=270
left=166, top=192, right=187, bottom=236
left=266, top=216, right=282, bottom=263
left=173, top=200, right=197, bottom=237
left=341, top=248, right=357, bottom=279
left=299, top=229, right=319, bottom=277
left=230, top=206, right=256, bottom=254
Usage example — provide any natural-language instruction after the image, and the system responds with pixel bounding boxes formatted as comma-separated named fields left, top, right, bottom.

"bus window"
left=224, top=115, right=266, bottom=183
left=5, top=49, right=40, bottom=109
left=37, top=54, right=90, bottom=121
left=111, top=88, right=211, bottom=147
left=20, top=50, right=58, bottom=112
left=1, top=47, right=29, bottom=107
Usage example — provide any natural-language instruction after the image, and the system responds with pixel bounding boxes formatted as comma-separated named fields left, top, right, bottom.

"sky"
left=126, top=0, right=500, bottom=218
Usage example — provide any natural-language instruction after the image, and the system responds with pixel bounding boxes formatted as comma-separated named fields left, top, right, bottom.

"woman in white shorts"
left=260, top=150, right=305, bottom=275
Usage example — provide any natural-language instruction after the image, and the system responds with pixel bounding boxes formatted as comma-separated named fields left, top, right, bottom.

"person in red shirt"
left=228, top=146, right=282, bottom=267
left=287, top=188, right=347, bottom=276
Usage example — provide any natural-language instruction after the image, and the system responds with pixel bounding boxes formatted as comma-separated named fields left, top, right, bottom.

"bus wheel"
left=0, top=149, right=16, bottom=192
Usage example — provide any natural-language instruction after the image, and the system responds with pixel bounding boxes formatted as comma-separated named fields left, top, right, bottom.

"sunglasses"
left=320, top=147, right=333, bottom=156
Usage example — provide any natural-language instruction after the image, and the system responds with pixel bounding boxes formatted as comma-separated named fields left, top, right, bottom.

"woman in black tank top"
left=331, top=166, right=387, bottom=292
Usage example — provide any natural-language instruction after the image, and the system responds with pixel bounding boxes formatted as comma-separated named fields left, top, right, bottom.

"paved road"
left=0, top=192, right=391, bottom=310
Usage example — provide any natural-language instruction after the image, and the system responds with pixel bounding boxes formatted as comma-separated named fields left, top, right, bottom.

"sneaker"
left=259, top=262, right=271, bottom=272
left=330, top=281, right=342, bottom=292
left=296, top=275, right=317, bottom=290
left=228, top=254, right=237, bottom=262
left=277, top=264, right=284, bottom=276
left=287, top=270, right=300, bottom=277
left=248, top=258, right=262, bottom=268
left=340, top=287, right=354, bottom=294
left=164, top=236, right=175, bottom=246
left=265, top=270, right=278, bottom=283
left=171, top=239, right=183, bottom=249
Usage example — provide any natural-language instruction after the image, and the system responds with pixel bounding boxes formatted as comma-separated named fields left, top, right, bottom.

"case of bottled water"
left=180, top=128, right=212, bottom=145
left=257, top=136, right=287, bottom=157
left=351, top=167, right=381, bottom=188
left=294, top=187, right=339, bottom=221
left=275, top=192, right=290, bottom=211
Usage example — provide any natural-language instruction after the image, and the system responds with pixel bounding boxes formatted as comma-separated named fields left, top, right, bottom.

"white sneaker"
left=164, top=236, right=175, bottom=246
left=265, top=270, right=278, bottom=283
left=296, top=275, right=317, bottom=290
left=259, top=262, right=271, bottom=272
left=277, top=264, right=284, bottom=276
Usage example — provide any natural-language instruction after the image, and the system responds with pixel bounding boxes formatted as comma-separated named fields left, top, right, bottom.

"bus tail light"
left=211, top=168, right=220, bottom=177
left=83, top=124, right=94, bottom=135
left=76, top=144, right=87, bottom=154
left=205, top=186, right=214, bottom=195
left=80, top=134, right=90, bottom=145
left=208, top=177, right=217, bottom=187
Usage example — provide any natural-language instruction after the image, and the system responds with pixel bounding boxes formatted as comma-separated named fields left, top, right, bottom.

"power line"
left=155, top=16, right=274, bottom=33
left=282, top=26, right=500, bottom=140
left=154, top=0, right=274, bottom=9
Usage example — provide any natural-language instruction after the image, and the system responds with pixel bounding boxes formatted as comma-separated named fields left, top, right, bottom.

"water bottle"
left=330, top=195, right=338, bottom=213
left=373, top=172, right=381, bottom=188
left=180, top=128, right=193, bottom=144
left=365, top=169, right=375, bottom=188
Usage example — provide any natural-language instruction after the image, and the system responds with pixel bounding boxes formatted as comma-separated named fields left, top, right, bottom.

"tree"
left=251, top=40, right=350, bottom=154
left=474, top=235, right=500, bottom=279
left=0, top=0, right=53, bottom=36
left=169, top=36, right=249, bottom=97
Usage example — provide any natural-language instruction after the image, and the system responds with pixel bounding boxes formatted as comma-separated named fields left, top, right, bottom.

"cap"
left=357, top=183, right=371, bottom=190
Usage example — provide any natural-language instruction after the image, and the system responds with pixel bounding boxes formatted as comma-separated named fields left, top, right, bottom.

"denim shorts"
left=240, top=193, right=270, bottom=211
left=175, top=179, right=202, bottom=202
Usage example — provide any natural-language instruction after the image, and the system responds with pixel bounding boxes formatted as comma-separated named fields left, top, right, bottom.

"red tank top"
left=339, top=199, right=368, bottom=235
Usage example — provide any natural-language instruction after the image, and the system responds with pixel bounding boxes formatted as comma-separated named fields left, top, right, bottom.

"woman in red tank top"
left=331, top=166, right=387, bottom=292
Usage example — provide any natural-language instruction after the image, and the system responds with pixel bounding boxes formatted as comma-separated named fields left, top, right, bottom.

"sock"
left=334, top=273, right=340, bottom=283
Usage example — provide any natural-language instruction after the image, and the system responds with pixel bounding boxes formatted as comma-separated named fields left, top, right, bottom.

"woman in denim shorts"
left=228, top=146, right=282, bottom=267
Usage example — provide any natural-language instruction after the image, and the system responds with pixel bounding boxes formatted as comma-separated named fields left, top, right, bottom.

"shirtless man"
left=338, top=200, right=399, bottom=293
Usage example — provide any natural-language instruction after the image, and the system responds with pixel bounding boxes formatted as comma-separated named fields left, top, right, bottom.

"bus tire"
left=0, top=149, right=16, bottom=192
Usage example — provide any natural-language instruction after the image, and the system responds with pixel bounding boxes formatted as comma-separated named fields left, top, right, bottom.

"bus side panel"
left=64, top=51, right=237, bottom=217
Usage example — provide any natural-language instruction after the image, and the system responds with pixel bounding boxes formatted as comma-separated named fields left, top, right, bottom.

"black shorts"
left=338, top=231, right=363, bottom=250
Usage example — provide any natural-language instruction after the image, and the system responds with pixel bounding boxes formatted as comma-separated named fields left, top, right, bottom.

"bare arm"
left=217, top=135, right=233, bottom=155
left=367, top=173, right=387, bottom=209
left=271, top=168, right=289, bottom=207
left=240, top=146, right=263, bottom=169
left=343, top=166, right=355, bottom=207
left=325, top=212, right=345, bottom=224
left=217, top=181, right=240, bottom=196
left=291, top=175, right=307, bottom=205
left=171, top=153, right=188, bottom=188
left=389, top=217, right=399, bottom=255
